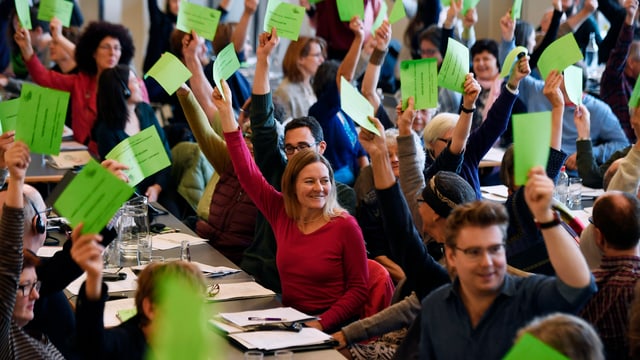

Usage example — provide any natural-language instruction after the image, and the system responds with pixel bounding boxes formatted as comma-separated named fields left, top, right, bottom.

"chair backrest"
left=361, top=259, right=395, bottom=319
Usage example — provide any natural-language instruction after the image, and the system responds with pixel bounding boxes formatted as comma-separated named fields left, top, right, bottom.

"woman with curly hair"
left=14, top=21, right=147, bottom=155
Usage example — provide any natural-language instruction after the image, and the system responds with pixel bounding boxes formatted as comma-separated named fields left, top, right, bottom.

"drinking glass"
left=568, top=178, right=582, bottom=210
left=117, top=196, right=151, bottom=266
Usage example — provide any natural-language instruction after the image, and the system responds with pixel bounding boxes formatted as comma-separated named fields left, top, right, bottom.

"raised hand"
left=573, top=104, right=591, bottom=140
left=0, top=131, right=16, bottom=169
left=543, top=70, right=564, bottom=108
left=4, top=141, right=29, bottom=183
left=374, top=20, right=391, bottom=51
left=508, top=54, right=531, bottom=86
left=349, top=16, right=365, bottom=39
left=13, top=26, right=34, bottom=60
left=70, top=224, right=104, bottom=277
left=524, top=166, right=555, bottom=222
left=182, top=30, right=201, bottom=60
left=445, top=0, right=462, bottom=28
left=462, top=73, right=481, bottom=109
left=463, top=7, right=478, bottom=29
left=212, top=78, right=234, bottom=116
left=625, top=0, right=639, bottom=24
left=101, top=159, right=130, bottom=183
left=358, top=116, right=387, bottom=157
left=256, top=28, right=280, bottom=62
left=244, top=0, right=259, bottom=14
left=396, top=97, right=417, bottom=136
left=50, top=17, right=63, bottom=41
left=500, top=9, right=515, bottom=41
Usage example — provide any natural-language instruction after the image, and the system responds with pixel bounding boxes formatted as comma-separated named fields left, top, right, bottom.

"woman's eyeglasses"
left=17, top=281, right=41, bottom=297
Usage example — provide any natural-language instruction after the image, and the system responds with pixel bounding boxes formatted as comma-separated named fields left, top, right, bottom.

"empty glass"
left=568, top=178, right=582, bottom=210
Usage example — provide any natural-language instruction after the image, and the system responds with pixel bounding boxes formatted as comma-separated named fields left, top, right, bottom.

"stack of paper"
left=206, top=282, right=275, bottom=302
left=152, top=233, right=207, bottom=250
left=193, top=262, right=241, bottom=278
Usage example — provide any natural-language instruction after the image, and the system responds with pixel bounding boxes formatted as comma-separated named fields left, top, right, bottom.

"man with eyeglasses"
left=240, top=28, right=356, bottom=293
left=418, top=166, right=595, bottom=359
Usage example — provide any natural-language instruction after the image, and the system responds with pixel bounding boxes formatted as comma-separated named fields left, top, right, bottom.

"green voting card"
left=144, top=52, right=192, bottom=96
left=564, top=65, right=583, bottom=106
left=37, top=0, right=73, bottom=27
left=337, top=0, right=364, bottom=22
left=441, top=0, right=480, bottom=13
left=630, top=74, right=640, bottom=108
left=504, top=333, right=569, bottom=360
left=213, top=43, right=240, bottom=101
left=0, top=98, right=19, bottom=133
left=16, top=83, right=69, bottom=155
left=437, top=38, right=469, bottom=94
left=370, top=1, right=387, bottom=36
left=53, top=159, right=135, bottom=234
left=105, top=126, right=171, bottom=187
left=264, top=0, right=306, bottom=41
left=389, top=0, right=406, bottom=24
left=401, top=58, right=438, bottom=110
left=339, top=76, right=379, bottom=136
left=15, top=0, right=32, bottom=30
left=512, top=0, right=523, bottom=19
left=538, top=33, right=583, bottom=80
left=176, top=1, right=221, bottom=41
left=512, top=112, right=551, bottom=186
left=500, top=46, right=528, bottom=79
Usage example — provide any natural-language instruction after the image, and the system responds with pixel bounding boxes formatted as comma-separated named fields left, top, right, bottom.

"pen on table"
left=247, top=317, right=287, bottom=322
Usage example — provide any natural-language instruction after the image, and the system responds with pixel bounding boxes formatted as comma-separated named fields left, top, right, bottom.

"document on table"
left=192, top=262, right=241, bottom=277
left=219, top=307, right=316, bottom=328
left=66, top=267, right=138, bottom=295
left=151, top=233, right=207, bottom=250
left=206, top=282, right=275, bottom=302
left=103, top=298, right=136, bottom=328
left=229, top=328, right=335, bottom=352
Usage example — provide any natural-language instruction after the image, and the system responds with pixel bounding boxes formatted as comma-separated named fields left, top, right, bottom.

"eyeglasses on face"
left=17, top=281, right=41, bottom=297
left=283, top=142, right=317, bottom=155
left=453, top=243, right=505, bottom=261
left=98, top=44, right=122, bottom=52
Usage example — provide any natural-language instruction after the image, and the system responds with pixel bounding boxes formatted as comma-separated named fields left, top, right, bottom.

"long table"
left=56, top=207, right=345, bottom=359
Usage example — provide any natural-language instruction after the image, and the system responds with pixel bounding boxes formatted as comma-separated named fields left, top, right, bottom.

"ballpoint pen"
left=247, top=317, right=287, bottom=322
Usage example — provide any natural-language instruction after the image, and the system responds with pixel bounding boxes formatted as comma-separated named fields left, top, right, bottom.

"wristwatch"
left=535, top=211, right=561, bottom=229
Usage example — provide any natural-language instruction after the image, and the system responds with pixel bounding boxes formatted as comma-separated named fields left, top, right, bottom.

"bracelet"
left=576, top=137, right=591, bottom=141
left=369, top=48, right=388, bottom=66
left=535, top=211, right=561, bottom=229
left=459, top=105, right=476, bottom=114
left=505, top=82, right=518, bottom=92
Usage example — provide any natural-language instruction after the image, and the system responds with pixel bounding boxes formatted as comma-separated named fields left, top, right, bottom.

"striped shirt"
left=581, top=256, right=640, bottom=360
left=0, top=205, right=65, bottom=359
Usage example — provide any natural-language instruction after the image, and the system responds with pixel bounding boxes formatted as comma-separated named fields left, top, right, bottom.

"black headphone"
left=30, top=201, right=46, bottom=234
left=114, top=70, right=131, bottom=99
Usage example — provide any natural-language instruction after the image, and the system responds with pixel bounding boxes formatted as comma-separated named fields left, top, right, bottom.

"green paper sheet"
left=537, top=33, right=584, bottom=80
left=176, top=1, right=221, bottom=41
left=16, top=83, right=69, bottom=155
left=630, top=74, right=640, bottom=108
left=144, top=52, right=192, bottom=96
left=212, top=43, right=240, bottom=101
left=389, top=0, right=406, bottom=24
left=504, top=333, right=569, bottom=360
left=512, top=0, right=523, bottom=20
left=462, top=0, right=480, bottom=13
left=15, top=0, right=32, bottom=30
left=512, top=112, right=552, bottom=186
left=400, top=58, right=438, bottom=110
left=308, top=0, right=324, bottom=3
left=337, top=0, right=365, bottom=22
left=105, top=126, right=171, bottom=187
left=340, top=76, right=379, bottom=136
left=148, top=272, right=214, bottom=360
left=564, top=65, right=583, bottom=106
left=0, top=98, right=19, bottom=133
left=437, top=38, right=469, bottom=93
left=53, top=159, right=135, bottom=234
left=499, top=46, right=528, bottom=79
left=37, top=0, right=73, bottom=27
left=370, top=1, right=387, bottom=36
left=264, top=0, right=306, bottom=41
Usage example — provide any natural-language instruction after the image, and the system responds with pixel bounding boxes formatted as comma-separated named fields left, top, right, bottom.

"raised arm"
left=50, top=17, right=76, bottom=63
left=608, top=107, right=640, bottom=192
left=524, top=167, right=592, bottom=288
left=253, top=28, right=278, bottom=96
left=449, top=73, right=481, bottom=155
left=182, top=31, right=218, bottom=121
left=397, top=97, right=425, bottom=230
left=337, top=16, right=365, bottom=90
left=361, top=20, right=391, bottom=110
left=232, top=0, right=259, bottom=56
left=543, top=70, right=565, bottom=151
left=561, top=0, right=598, bottom=34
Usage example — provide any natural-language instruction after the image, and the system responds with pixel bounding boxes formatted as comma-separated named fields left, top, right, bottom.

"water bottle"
left=585, top=32, right=598, bottom=71
left=555, top=166, right=569, bottom=205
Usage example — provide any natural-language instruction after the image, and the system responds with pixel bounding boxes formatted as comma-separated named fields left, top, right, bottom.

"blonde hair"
left=423, top=112, right=458, bottom=153
left=281, top=149, right=344, bottom=220
left=135, top=261, right=206, bottom=327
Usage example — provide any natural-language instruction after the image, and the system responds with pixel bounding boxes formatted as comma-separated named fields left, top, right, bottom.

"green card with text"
left=513, top=112, right=551, bottom=185
left=37, top=0, right=73, bottom=27
left=401, top=58, right=438, bottom=110
left=105, top=126, right=171, bottom=187
left=437, top=38, right=469, bottom=93
left=337, top=0, right=364, bottom=22
left=264, top=0, right=306, bottom=41
left=504, top=333, right=569, bottom=360
left=538, top=33, right=583, bottom=80
left=176, top=1, right=221, bottom=41
left=16, top=83, right=69, bottom=155
left=212, top=43, right=240, bottom=101
left=0, top=98, right=19, bottom=133
left=340, top=76, right=379, bottom=136
left=54, top=159, right=135, bottom=234
left=15, top=0, right=32, bottom=30
left=144, top=52, right=192, bottom=95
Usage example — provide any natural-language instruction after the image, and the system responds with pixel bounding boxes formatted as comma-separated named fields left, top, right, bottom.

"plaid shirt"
left=601, top=23, right=636, bottom=143
left=581, top=256, right=640, bottom=359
